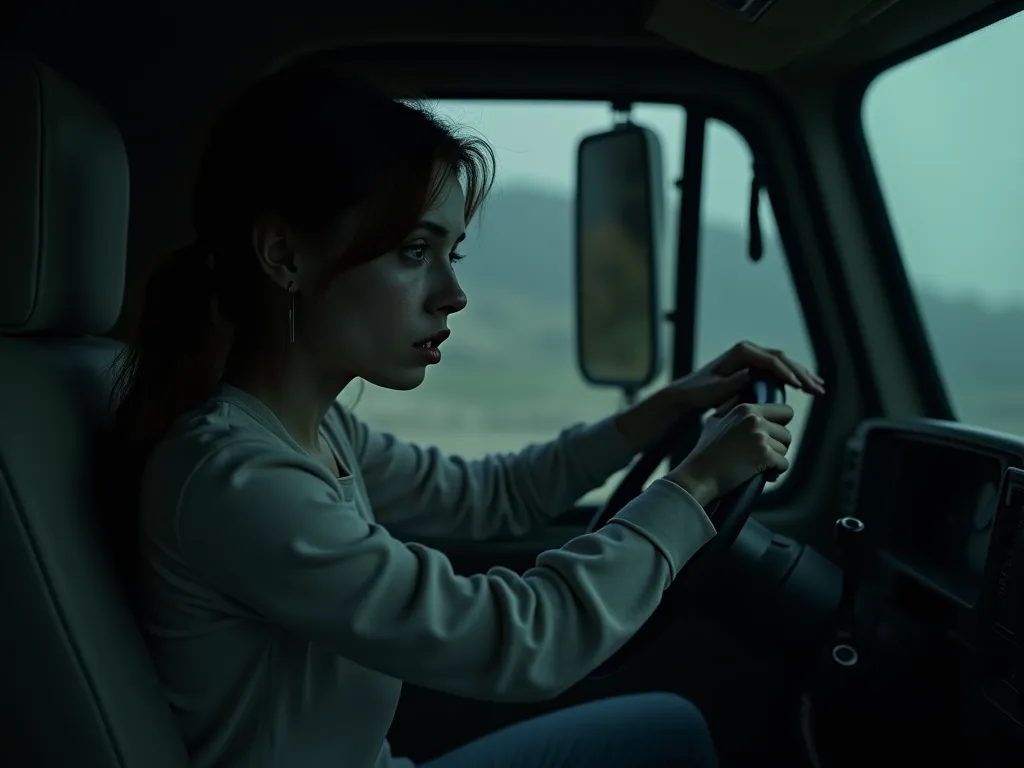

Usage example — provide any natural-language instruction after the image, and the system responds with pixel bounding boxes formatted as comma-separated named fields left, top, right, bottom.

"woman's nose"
left=430, top=269, right=468, bottom=316
left=435, top=284, right=468, bottom=316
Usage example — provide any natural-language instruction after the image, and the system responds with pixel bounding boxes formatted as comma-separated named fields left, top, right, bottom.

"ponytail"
left=110, top=242, right=231, bottom=457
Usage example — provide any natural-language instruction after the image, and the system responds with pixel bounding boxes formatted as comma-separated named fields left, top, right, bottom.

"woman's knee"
left=623, top=692, right=717, bottom=766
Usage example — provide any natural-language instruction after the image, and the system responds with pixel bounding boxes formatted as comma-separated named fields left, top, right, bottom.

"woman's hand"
left=665, top=402, right=795, bottom=507
left=614, top=340, right=824, bottom=453
left=666, top=340, right=824, bottom=411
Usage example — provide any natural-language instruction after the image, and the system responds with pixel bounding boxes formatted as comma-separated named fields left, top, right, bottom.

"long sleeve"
left=331, top=404, right=638, bottom=540
left=169, top=434, right=716, bottom=703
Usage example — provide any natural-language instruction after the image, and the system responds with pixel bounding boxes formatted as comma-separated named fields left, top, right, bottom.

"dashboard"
left=839, top=418, right=1024, bottom=762
left=847, top=424, right=1006, bottom=606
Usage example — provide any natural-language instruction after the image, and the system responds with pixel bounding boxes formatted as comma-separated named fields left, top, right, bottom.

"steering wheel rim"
left=586, top=375, right=786, bottom=678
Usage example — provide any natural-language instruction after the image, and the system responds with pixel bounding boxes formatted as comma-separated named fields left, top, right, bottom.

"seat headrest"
left=0, top=53, right=129, bottom=336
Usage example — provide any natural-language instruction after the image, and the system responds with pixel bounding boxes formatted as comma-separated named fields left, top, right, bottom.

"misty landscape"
left=345, top=185, right=1024, bottom=500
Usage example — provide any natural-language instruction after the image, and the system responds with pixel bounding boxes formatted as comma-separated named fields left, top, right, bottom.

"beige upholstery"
left=0, top=54, right=191, bottom=767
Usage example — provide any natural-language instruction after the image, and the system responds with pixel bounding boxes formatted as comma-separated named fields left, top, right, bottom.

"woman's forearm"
left=613, top=388, right=691, bottom=455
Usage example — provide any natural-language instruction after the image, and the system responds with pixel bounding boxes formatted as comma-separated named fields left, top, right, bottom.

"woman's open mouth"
left=412, top=329, right=450, bottom=364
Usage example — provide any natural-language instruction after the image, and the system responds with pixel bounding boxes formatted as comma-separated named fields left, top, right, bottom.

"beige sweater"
left=137, top=384, right=716, bottom=768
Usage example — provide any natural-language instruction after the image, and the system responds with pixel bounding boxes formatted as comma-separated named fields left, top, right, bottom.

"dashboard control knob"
left=835, top=516, right=867, bottom=585
left=831, top=643, right=859, bottom=667
left=834, top=516, right=867, bottom=637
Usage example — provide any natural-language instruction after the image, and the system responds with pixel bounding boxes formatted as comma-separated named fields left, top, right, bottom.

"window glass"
left=342, top=101, right=685, bottom=503
left=863, top=11, right=1024, bottom=435
left=696, top=119, right=817, bottom=485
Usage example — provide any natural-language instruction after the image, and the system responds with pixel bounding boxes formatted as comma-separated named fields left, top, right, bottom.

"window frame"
left=683, top=99, right=835, bottom=511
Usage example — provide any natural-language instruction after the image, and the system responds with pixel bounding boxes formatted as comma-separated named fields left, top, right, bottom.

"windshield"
left=863, top=10, right=1024, bottom=435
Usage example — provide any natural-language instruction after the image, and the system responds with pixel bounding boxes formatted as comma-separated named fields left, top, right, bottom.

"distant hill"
left=460, top=186, right=574, bottom=303
left=457, top=186, right=815, bottom=360
left=457, top=185, right=1024, bottom=425
left=354, top=184, right=1024, bottom=442
left=914, top=293, right=1024, bottom=389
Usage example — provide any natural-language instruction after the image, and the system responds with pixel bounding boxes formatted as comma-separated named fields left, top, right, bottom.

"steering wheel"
left=586, top=374, right=787, bottom=678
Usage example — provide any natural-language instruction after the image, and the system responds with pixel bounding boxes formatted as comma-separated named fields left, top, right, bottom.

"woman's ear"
left=252, top=214, right=300, bottom=290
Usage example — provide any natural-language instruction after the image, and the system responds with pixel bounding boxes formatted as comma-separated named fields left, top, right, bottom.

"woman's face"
left=302, top=174, right=470, bottom=391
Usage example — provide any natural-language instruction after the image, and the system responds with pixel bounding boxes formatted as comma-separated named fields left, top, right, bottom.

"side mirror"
left=575, top=124, right=664, bottom=391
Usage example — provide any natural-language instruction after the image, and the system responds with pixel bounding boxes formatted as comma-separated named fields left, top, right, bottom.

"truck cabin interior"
left=3, top=1, right=1024, bottom=766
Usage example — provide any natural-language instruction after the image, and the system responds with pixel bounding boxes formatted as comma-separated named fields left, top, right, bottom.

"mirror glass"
left=575, top=125, right=663, bottom=388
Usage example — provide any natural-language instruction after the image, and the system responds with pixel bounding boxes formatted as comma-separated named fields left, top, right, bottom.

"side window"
left=344, top=101, right=685, bottom=503
left=696, top=119, right=817, bottom=481
left=863, top=10, right=1024, bottom=436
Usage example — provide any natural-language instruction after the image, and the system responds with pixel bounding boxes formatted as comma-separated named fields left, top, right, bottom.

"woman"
left=112, top=63, right=823, bottom=768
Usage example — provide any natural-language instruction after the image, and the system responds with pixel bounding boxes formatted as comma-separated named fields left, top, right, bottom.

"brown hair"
left=111, top=64, right=494, bottom=456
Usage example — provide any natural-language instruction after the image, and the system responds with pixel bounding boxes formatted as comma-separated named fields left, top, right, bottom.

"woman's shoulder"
left=152, top=390, right=280, bottom=465
left=139, top=389, right=338, bottom=543
left=142, top=390, right=325, bottom=507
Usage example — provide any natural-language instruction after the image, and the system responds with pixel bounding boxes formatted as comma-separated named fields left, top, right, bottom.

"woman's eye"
left=401, top=243, right=430, bottom=262
left=401, top=243, right=467, bottom=267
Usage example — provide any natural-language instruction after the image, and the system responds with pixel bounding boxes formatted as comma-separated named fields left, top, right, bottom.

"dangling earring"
left=287, top=281, right=296, bottom=343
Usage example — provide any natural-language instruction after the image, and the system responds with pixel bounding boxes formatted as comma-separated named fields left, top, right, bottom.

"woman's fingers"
left=770, top=348, right=825, bottom=394
left=712, top=395, right=742, bottom=418
left=757, top=403, right=795, bottom=425
left=764, top=420, right=793, bottom=447
left=719, top=341, right=825, bottom=394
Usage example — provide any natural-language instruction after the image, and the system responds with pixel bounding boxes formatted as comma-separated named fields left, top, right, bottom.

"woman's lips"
left=413, top=345, right=442, bottom=364
left=412, top=329, right=451, bottom=348
left=412, top=329, right=450, bottom=365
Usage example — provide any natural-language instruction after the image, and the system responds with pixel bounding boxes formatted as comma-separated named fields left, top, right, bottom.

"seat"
left=0, top=53, right=190, bottom=767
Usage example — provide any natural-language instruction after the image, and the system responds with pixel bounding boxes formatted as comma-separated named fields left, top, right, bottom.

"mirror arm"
left=620, top=385, right=640, bottom=408
left=611, top=100, right=634, bottom=124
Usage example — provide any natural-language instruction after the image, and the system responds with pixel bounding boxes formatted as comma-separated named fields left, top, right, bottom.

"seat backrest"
left=0, top=53, right=191, bottom=767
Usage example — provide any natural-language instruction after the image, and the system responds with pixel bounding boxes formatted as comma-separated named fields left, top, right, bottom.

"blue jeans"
left=420, top=693, right=718, bottom=767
